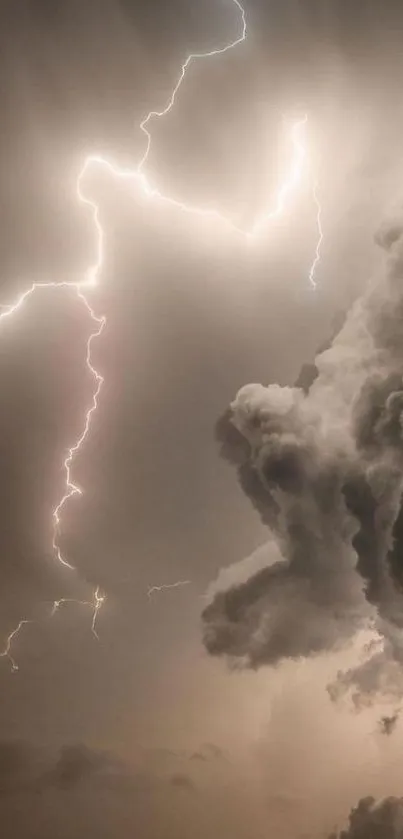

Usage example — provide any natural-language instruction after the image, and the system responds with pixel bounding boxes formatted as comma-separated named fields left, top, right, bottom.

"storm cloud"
left=330, top=795, right=403, bottom=839
left=203, top=209, right=403, bottom=699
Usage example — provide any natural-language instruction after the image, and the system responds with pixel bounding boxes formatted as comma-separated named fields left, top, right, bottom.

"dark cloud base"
left=0, top=739, right=228, bottom=839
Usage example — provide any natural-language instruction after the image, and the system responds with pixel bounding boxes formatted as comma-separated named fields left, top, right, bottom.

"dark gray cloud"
left=170, top=772, right=195, bottom=791
left=0, top=741, right=40, bottom=795
left=0, top=739, right=224, bottom=798
left=189, top=743, right=225, bottom=762
left=294, top=309, right=347, bottom=394
left=49, top=744, right=110, bottom=789
left=330, top=796, right=403, bottom=839
left=0, top=740, right=271, bottom=839
left=379, top=711, right=400, bottom=735
left=203, top=209, right=403, bottom=700
left=0, top=741, right=128, bottom=796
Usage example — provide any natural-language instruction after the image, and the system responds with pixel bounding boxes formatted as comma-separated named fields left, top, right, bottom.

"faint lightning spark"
left=91, top=586, right=106, bottom=639
left=0, top=0, right=322, bottom=671
left=308, top=181, right=323, bottom=290
left=51, top=597, right=93, bottom=617
left=148, top=581, right=191, bottom=599
left=51, top=585, right=105, bottom=640
left=0, top=620, right=33, bottom=672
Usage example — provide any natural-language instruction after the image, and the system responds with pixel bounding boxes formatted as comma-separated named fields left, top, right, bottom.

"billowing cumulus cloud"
left=331, top=795, right=403, bottom=839
left=203, top=209, right=403, bottom=700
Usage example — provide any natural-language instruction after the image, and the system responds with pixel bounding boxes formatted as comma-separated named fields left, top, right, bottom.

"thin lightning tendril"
left=51, top=585, right=105, bottom=639
left=147, top=581, right=191, bottom=599
left=137, top=0, right=247, bottom=174
left=52, top=290, right=105, bottom=571
left=309, top=181, right=323, bottom=290
left=0, top=0, right=323, bottom=670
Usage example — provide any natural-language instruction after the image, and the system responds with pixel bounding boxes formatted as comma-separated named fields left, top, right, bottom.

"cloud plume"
left=203, top=208, right=403, bottom=700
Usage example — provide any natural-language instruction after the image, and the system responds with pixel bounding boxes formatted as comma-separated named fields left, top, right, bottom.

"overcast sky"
left=2, top=2, right=403, bottom=837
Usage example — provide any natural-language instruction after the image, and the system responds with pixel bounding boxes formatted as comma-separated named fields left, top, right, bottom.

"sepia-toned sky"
left=2, top=2, right=403, bottom=837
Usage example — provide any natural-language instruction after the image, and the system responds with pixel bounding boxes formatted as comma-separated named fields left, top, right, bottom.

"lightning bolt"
left=147, top=581, right=191, bottom=599
left=0, top=0, right=323, bottom=671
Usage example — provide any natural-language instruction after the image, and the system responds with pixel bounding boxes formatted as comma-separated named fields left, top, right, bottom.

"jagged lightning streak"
left=0, top=0, right=323, bottom=671
left=147, top=581, right=191, bottom=599
left=0, top=280, right=106, bottom=669
left=138, top=0, right=247, bottom=173
left=0, top=620, right=33, bottom=672
left=0, top=253, right=105, bottom=669
left=52, top=290, right=105, bottom=571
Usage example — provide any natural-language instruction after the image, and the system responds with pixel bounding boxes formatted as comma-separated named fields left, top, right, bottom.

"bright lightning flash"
left=81, top=113, right=308, bottom=240
left=0, top=0, right=323, bottom=671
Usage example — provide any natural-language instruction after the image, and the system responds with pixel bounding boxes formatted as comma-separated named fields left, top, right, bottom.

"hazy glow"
left=0, top=0, right=322, bottom=669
